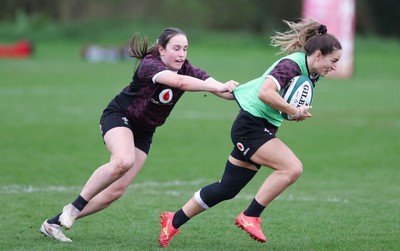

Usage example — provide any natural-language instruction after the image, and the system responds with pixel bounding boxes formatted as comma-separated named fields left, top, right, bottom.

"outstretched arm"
left=208, top=79, right=238, bottom=100
left=211, top=91, right=235, bottom=100
left=155, top=71, right=238, bottom=95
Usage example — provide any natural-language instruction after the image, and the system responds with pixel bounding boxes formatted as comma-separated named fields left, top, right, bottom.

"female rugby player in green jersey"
left=40, top=27, right=238, bottom=242
left=159, top=19, right=342, bottom=247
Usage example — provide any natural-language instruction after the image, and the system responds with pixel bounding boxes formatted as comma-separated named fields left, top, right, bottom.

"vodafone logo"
left=159, top=89, right=173, bottom=104
left=237, top=143, right=244, bottom=151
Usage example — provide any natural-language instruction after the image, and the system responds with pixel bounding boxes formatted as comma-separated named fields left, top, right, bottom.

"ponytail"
left=271, top=19, right=341, bottom=55
left=128, top=32, right=151, bottom=60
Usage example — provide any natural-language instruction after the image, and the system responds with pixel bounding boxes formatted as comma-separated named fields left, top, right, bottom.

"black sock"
left=172, top=209, right=190, bottom=229
left=244, top=198, right=266, bottom=217
left=71, top=195, right=88, bottom=211
left=47, top=213, right=62, bottom=225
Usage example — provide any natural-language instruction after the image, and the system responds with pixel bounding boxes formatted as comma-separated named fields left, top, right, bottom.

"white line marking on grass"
left=0, top=180, right=207, bottom=194
left=0, top=185, right=82, bottom=194
left=130, top=179, right=207, bottom=188
left=1, top=180, right=350, bottom=204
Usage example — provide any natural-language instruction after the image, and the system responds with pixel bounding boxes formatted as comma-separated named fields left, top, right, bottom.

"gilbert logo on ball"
left=281, top=76, right=314, bottom=120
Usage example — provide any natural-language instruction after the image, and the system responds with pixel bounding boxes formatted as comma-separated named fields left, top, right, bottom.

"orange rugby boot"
left=234, top=211, right=267, bottom=243
left=159, top=212, right=180, bottom=247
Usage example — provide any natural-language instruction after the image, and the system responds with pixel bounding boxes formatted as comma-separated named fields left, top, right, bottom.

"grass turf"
left=0, top=30, right=399, bottom=250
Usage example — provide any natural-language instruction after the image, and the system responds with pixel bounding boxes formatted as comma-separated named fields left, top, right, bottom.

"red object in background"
left=0, top=40, right=33, bottom=58
left=302, top=0, right=356, bottom=78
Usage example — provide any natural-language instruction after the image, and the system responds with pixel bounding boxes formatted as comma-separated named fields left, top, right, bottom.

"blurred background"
left=1, top=0, right=399, bottom=77
left=0, top=0, right=399, bottom=38
left=1, top=1, right=399, bottom=250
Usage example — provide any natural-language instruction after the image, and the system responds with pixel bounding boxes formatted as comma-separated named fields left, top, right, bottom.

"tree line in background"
left=0, top=0, right=399, bottom=38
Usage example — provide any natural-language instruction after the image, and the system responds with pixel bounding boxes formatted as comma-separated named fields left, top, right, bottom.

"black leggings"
left=198, top=160, right=257, bottom=208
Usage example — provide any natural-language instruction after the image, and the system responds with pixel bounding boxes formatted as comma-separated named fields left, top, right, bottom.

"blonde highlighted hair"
left=271, top=18, right=341, bottom=56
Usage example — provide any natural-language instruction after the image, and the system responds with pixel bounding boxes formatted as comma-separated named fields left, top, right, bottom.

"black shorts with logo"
left=99, top=99, right=155, bottom=154
left=230, top=110, right=278, bottom=167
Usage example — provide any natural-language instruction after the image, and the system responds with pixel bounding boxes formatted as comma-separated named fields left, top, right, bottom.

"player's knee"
left=214, top=182, right=240, bottom=200
left=110, top=157, right=135, bottom=177
left=287, top=161, right=303, bottom=183
left=195, top=182, right=240, bottom=209
left=221, top=183, right=241, bottom=200
left=195, top=161, right=257, bottom=209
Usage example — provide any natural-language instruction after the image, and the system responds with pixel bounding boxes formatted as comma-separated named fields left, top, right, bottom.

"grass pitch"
left=0, top=27, right=399, bottom=250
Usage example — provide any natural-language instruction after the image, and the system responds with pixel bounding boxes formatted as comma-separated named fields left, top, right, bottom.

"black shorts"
left=230, top=110, right=278, bottom=167
left=99, top=99, right=155, bottom=154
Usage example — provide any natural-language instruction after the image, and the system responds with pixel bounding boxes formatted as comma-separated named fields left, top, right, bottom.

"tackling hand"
left=223, top=80, right=239, bottom=93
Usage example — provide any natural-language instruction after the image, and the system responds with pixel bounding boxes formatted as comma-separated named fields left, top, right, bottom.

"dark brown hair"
left=129, top=27, right=186, bottom=60
left=271, top=19, right=342, bottom=56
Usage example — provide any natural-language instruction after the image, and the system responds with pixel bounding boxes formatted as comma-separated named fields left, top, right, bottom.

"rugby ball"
left=281, top=76, right=314, bottom=120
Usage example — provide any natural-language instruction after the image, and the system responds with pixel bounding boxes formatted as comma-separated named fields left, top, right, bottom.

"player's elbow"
left=257, top=91, right=264, bottom=101
left=174, top=75, right=190, bottom=90
left=257, top=89, right=271, bottom=104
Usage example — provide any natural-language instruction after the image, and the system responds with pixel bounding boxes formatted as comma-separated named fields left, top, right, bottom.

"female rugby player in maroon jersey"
left=40, top=27, right=238, bottom=242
